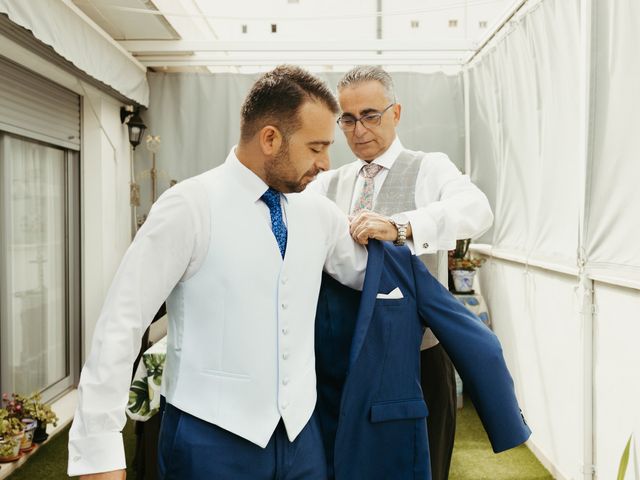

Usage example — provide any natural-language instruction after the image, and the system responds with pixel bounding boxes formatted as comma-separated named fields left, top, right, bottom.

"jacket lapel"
left=348, top=239, right=384, bottom=367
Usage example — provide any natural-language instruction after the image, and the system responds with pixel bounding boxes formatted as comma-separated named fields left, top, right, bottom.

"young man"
left=309, top=65, right=494, bottom=480
left=68, top=65, right=375, bottom=479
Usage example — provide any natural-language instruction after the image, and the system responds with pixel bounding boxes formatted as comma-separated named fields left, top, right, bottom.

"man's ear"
left=259, top=125, right=282, bottom=156
left=393, top=103, right=402, bottom=125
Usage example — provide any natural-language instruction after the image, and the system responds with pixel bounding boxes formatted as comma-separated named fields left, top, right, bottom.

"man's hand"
left=80, top=470, right=126, bottom=480
left=349, top=211, right=410, bottom=245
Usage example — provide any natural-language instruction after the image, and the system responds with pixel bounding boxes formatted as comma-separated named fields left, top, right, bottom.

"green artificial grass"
left=5, top=399, right=552, bottom=479
left=4, top=420, right=138, bottom=480
left=450, top=398, right=553, bottom=480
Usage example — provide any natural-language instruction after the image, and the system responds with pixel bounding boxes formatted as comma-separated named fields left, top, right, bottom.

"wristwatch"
left=390, top=213, right=409, bottom=246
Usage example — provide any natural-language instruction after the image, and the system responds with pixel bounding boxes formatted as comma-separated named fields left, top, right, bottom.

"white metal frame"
left=0, top=134, right=81, bottom=404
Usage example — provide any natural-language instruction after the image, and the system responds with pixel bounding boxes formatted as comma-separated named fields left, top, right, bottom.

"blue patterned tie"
left=261, top=188, right=288, bottom=258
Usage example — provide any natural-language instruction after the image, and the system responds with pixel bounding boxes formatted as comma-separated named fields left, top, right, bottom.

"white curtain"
left=467, top=0, right=584, bottom=477
left=585, top=0, right=640, bottom=287
left=1, top=135, right=67, bottom=395
left=134, top=71, right=465, bottom=214
left=588, top=2, right=640, bottom=479
left=468, top=0, right=640, bottom=478
left=468, top=0, right=581, bottom=267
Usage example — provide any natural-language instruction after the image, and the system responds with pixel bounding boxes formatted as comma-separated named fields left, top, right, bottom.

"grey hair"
left=337, top=66, right=396, bottom=103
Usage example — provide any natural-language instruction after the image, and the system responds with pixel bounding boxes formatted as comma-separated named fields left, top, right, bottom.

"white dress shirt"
left=309, top=137, right=494, bottom=256
left=68, top=148, right=367, bottom=476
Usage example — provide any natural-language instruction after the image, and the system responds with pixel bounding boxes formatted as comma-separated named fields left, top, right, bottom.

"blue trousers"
left=158, top=403, right=328, bottom=479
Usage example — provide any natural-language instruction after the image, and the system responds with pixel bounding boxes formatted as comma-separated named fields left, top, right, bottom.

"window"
left=0, top=134, right=80, bottom=400
left=0, top=55, right=80, bottom=402
left=271, top=23, right=277, bottom=33
left=479, top=20, right=488, bottom=29
left=410, top=20, right=420, bottom=29
left=242, top=24, right=248, bottom=34
left=448, top=19, right=458, bottom=28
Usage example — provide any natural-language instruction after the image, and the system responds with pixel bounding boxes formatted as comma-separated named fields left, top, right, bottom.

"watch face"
left=391, top=213, right=409, bottom=226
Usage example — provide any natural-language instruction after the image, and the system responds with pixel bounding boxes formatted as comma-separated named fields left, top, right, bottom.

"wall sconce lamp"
left=120, top=105, right=147, bottom=150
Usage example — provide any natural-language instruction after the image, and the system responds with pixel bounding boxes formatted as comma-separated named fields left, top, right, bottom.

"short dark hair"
left=240, top=65, right=339, bottom=143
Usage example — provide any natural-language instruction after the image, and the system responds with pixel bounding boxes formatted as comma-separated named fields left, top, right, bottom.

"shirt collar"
left=357, top=136, right=404, bottom=171
left=225, top=146, right=288, bottom=203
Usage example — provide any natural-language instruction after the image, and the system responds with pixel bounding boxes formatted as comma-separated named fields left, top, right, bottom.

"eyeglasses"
left=336, top=103, right=395, bottom=131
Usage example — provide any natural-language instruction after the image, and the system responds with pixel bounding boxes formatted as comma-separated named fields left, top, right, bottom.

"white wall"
left=593, top=282, right=640, bottom=479
left=80, top=90, right=133, bottom=359
left=478, top=261, right=584, bottom=479
left=0, top=36, right=134, bottom=362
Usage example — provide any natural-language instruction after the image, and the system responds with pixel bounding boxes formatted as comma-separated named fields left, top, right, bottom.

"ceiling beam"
left=120, top=39, right=476, bottom=54
left=139, top=57, right=466, bottom=67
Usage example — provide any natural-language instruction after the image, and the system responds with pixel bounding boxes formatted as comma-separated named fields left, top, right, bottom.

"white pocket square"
left=376, top=287, right=404, bottom=300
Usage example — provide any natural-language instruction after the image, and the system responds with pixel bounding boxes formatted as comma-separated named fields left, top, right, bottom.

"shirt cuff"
left=68, top=431, right=126, bottom=476
left=405, top=204, right=459, bottom=256
left=404, top=209, right=437, bottom=256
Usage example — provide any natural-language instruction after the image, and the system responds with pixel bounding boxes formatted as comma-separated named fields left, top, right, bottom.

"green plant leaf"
left=618, top=435, right=633, bottom=480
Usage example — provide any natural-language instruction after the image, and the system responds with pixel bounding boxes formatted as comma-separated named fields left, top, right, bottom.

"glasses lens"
left=338, top=117, right=356, bottom=130
left=361, top=113, right=382, bottom=127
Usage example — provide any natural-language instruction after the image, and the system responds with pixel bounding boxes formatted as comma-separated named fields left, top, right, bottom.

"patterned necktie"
left=261, top=188, right=288, bottom=258
left=352, top=163, right=384, bottom=214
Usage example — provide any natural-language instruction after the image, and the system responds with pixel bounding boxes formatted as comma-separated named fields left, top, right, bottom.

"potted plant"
left=0, top=408, right=24, bottom=462
left=448, top=240, right=486, bottom=293
left=0, top=435, right=21, bottom=463
left=2, top=393, right=38, bottom=451
left=22, top=392, right=58, bottom=443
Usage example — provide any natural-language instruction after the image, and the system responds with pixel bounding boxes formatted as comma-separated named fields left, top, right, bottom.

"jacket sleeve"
left=410, top=254, right=531, bottom=453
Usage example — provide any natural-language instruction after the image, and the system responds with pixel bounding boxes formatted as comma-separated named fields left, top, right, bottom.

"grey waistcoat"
left=326, top=150, right=447, bottom=349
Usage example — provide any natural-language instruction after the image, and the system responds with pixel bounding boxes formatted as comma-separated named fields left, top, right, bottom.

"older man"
left=68, top=66, right=370, bottom=480
left=309, top=65, right=493, bottom=480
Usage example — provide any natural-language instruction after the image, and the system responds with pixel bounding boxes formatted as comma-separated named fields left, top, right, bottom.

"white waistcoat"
left=162, top=163, right=336, bottom=448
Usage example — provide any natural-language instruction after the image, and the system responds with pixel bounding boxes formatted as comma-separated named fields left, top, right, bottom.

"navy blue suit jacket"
left=315, top=240, right=531, bottom=479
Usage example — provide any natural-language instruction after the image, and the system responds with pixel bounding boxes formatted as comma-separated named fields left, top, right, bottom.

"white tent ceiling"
left=72, top=0, right=523, bottom=73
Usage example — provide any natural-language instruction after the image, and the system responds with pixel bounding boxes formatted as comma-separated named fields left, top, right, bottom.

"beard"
left=265, top=139, right=318, bottom=193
